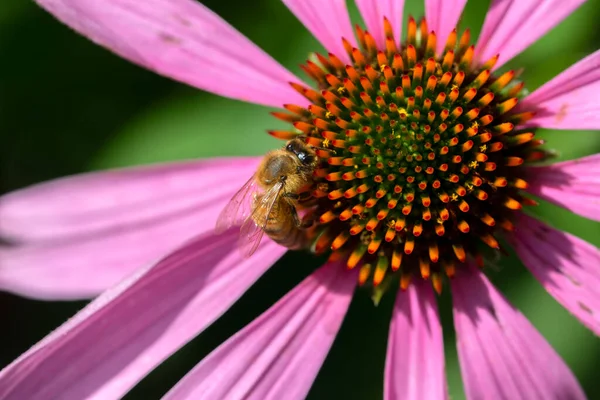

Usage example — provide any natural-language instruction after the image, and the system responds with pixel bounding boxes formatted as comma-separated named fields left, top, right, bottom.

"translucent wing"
left=215, top=175, right=259, bottom=234
left=238, top=181, right=285, bottom=258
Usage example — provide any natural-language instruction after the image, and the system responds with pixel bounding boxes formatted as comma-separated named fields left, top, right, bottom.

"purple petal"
left=355, top=0, right=405, bottom=49
left=511, top=214, right=600, bottom=335
left=164, top=261, right=357, bottom=400
left=281, top=0, right=356, bottom=64
left=425, top=0, right=467, bottom=55
left=384, top=280, right=446, bottom=400
left=0, top=158, right=259, bottom=299
left=0, top=231, right=286, bottom=400
left=35, top=0, right=307, bottom=108
left=525, top=153, right=600, bottom=222
left=476, top=0, right=586, bottom=70
left=519, top=49, right=600, bottom=130
left=451, top=267, right=585, bottom=400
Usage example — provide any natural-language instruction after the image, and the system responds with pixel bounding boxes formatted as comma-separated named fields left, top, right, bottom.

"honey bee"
left=215, top=138, right=319, bottom=257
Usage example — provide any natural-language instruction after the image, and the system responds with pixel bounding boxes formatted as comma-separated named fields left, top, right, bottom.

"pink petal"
left=475, top=0, right=586, bottom=69
left=281, top=0, right=356, bottom=64
left=1, top=157, right=258, bottom=243
left=510, top=214, right=600, bottom=335
left=384, top=280, right=446, bottom=400
left=451, top=267, right=585, bottom=400
left=0, top=158, right=259, bottom=299
left=425, top=0, right=467, bottom=55
left=164, top=261, right=356, bottom=400
left=525, top=153, right=600, bottom=221
left=0, top=231, right=286, bottom=400
left=355, top=0, right=405, bottom=49
left=35, top=0, right=307, bottom=108
left=519, top=49, right=600, bottom=129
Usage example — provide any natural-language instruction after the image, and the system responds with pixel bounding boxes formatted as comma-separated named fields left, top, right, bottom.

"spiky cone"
left=271, top=17, right=548, bottom=295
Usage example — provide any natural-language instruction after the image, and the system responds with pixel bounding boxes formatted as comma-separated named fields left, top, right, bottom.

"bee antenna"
left=313, top=146, right=336, bottom=154
left=294, top=133, right=336, bottom=153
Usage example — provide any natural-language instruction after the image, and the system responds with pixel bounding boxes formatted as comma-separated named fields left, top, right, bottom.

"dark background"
left=1, top=0, right=599, bottom=398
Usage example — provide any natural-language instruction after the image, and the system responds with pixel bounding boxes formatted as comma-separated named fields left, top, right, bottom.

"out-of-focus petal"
left=355, top=0, right=405, bottom=49
left=519, top=49, right=600, bottom=129
left=281, top=0, right=356, bottom=64
left=511, top=214, right=600, bottom=335
left=451, top=267, right=585, bottom=400
left=35, top=0, right=307, bottom=108
left=0, top=158, right=259, bottom=300
left=164, top=261, right=356, bottom=400
left=525, top=153, right=600, bottom=221
left=425, top=0, right=467, bottom=55
left=384, top=280, right=446, bottom=400
left=475, top=0, right=586, bottom=70
left=0, top=231, right=286, bottom=400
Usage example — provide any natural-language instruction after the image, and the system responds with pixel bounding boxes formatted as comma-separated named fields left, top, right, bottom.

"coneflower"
left=0, top=0, right=597, bottom=399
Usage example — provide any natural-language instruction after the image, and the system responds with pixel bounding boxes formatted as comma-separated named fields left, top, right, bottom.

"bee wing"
left=237, top=181, right=285, bottom=258
left=215, top=175, right=259, bottom=234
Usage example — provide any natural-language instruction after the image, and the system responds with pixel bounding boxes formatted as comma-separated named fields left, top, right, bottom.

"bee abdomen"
left=265, top=222, right=307, bottom=250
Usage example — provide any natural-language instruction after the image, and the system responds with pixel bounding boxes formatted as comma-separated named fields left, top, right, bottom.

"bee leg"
left=295, top=165, right=315, bottom=175
left=283, top=192, right=300, bottom=200
left=297, top=192, right=317, bottom=208
left=291, top=208, right=315, bottom=229
left=297, top=191, right=312, bottom=202
left=300, top=213, right=316, bottom=229
left=300, top=216, right=315, bottom=229
left=292, top=209, right=302, bottom=227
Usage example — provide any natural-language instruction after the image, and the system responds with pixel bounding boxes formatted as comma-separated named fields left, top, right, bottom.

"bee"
left=215, top=138, right=319, bottom=257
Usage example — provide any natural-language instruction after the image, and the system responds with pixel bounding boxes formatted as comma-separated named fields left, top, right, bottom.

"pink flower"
left=1, top=0, right=598, bottom=399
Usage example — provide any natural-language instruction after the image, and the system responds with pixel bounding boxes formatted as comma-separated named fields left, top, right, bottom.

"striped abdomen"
left=263, top=201, right=308, bottom=250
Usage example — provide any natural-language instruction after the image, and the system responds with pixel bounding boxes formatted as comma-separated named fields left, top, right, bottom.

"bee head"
left=285, top=139, right=315, bottom=165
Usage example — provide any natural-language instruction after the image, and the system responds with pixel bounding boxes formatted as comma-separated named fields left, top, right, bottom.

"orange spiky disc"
left=269, top=16, right=548, bottom=293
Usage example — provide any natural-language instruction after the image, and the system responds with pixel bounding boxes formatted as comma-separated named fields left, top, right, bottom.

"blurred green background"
left=1, top=0, right=599, bottom=398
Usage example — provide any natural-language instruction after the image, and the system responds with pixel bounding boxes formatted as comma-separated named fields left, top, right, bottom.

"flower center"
left=270, top=17, right=548, bottom=293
